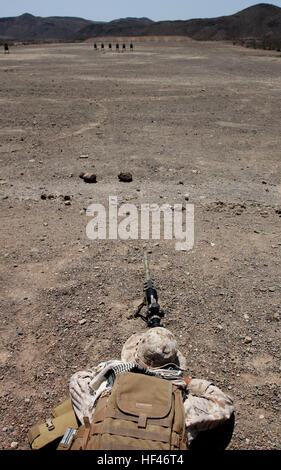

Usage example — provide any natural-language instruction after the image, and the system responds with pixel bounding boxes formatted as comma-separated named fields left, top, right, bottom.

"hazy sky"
left=1, top=0, right=281, bottom=22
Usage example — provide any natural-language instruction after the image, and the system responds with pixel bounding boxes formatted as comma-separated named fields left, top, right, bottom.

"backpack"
left=67, top=371, right=187, bottom=450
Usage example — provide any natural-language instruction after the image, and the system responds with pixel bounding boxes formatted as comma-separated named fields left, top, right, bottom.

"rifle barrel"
left=144, top=251, right=151, bottom=281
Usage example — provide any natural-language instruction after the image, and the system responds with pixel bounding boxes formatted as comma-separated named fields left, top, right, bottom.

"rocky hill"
left=76, top=17, right=154, bottom=40
left=0, top=12, right=98, bottom=41
left=0, top=4, right=280, bottom=42
left=75, top=4, right=281, bottom=41
left=173, top=3, right=281, bottom=40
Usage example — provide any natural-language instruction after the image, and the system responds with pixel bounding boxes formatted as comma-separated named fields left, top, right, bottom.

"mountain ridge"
left=0, top=13, right=99, bottom=41
left=0, top=4, right=280, bottom=42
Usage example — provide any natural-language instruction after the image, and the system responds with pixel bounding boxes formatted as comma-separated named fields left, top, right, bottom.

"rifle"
left=134, top=251, right=165, bottom=328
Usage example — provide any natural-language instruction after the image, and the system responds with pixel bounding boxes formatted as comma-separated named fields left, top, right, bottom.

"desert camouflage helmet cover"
left=121, top=327, right=187, bottom=369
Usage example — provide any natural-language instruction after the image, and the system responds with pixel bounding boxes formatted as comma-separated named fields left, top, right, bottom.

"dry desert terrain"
left=0, top=37, right=280, bottom=450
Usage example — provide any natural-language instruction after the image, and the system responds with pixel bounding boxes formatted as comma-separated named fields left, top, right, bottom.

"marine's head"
left=121, top=327, right=186, bottom=369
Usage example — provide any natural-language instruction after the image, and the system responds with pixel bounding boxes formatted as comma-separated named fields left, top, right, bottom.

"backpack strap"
left=81, top=417, right=91, bottom=450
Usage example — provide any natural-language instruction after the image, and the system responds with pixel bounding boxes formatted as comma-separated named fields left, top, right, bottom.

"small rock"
left=64, top=201, right=71, bottom=206
left=118, top=172, right=133, bottom=182
left=184, top=194, right=190, bottom=201
left=10, top=442, right=18, bottom=449
left=79, top=319, right=86, bottom=325
left=79, top=154, right=88, bottom=159
left=79, top=172, right=97, bottom=183
left=244, top=336, right=252, bottom=344
left=268, top=287, right=276, bottom=292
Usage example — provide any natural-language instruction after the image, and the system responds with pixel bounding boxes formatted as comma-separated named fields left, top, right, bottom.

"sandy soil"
left=0, top=38, right=280, bottom=450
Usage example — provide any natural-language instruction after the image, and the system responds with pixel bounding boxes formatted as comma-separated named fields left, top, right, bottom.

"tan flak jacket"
left=69, top=360, right=234, bottom=446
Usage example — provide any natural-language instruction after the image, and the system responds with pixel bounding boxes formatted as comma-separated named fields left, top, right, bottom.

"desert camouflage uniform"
left=69, top=328, right=234, bottom=446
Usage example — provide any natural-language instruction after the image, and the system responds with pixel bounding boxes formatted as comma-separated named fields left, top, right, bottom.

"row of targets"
left=94, top=42, right=134, bottom=51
